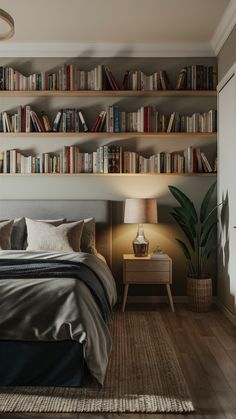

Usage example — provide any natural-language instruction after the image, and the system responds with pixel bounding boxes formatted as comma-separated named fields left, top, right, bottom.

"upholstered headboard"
left=0, top=200, right=112, bottom=266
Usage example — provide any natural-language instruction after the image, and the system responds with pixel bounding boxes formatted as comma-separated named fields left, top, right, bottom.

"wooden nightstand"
left=122, top=254, right=174, bottom=312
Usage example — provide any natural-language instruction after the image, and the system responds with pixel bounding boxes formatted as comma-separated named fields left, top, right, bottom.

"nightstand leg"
left=166, top=284, right=175, bottom=312
left=122, top=284, right=129, bottom=312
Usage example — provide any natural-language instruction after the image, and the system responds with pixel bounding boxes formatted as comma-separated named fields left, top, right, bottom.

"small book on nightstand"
left=150, top=252, right=169, bottom=259
left=150, top=247, right=169, bottom=259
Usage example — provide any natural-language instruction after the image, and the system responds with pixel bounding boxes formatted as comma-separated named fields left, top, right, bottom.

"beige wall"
left=0, top=56, right=217, bottom=296
left=218, top=24, right=236, bottom=81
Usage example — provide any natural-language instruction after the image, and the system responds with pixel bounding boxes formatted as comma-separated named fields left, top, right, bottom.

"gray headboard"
left=0, top=200, right=112, bottom=266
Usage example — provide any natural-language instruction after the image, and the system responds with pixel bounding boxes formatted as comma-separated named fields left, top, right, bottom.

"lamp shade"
left=124, top=198, right=158, bottom=224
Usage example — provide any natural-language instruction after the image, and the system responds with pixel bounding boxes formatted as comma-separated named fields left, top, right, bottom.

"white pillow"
left=25, top=218, right=84, bottom=252
left=23, top=218, right=66, bottom=249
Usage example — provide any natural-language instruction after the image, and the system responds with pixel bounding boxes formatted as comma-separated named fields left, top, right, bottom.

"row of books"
left=123, top=148, right=215, bottom=174
left=167, top=110, right=216, bottom=133
left=0, top=107, right=88, bottom=133
left=0, top=146, right=215, bottom=174
left=122, top=70, right=170, bottom=90
left=96, top=106, right=217, bottom=133
left=0, top=64, right=217, bottom=91
left=176, top=65, right=217, bottom=90
left=0, top=64, right=104, bottom=91
left=0, top=145, right=122, bottom=174
left=0, top=106, right=217, bottom=134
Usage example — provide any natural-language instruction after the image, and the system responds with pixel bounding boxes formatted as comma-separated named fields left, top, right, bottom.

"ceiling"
left=0, top=0, right=233, bottom=56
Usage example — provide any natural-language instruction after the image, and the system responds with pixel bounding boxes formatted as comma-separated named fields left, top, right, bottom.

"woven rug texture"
left=0, top=311, right=194, bottom=413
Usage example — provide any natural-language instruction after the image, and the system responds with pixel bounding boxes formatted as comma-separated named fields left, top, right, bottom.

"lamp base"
left=132, top=223, right=149, bottom=257
left=133, top=242, right=149, bottom=257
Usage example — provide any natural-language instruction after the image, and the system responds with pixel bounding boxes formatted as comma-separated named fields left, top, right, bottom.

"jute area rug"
left=0, top=311, right=194, bottom=413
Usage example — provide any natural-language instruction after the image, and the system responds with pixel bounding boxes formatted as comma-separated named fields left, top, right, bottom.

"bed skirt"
left=0, top=340, right=85, bottom=387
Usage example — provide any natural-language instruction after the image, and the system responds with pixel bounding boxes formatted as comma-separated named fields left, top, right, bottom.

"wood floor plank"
left=210, top=325, right=236, bottom=351
left=227, top=349, right=236, bottom=366
left=193, top=318, right=215, bottom=337
left=163, top=310, right=226, bottom=417
left=184, top=315, right=236, bottom=417
left=0, top=305, right=235, bottom=418
left=0, top=415, right=79, bottom=419
left=205, top=335, right=236, bottom=394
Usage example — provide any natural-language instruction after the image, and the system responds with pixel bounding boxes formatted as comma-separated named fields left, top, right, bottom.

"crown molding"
left=211, top=0, right=236, bottom=55
left=1, top=2, right=236, bottom=59
left=0, top=41, right=214, bottom=58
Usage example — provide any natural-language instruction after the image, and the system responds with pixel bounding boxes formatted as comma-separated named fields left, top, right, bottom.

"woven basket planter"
left=187, top=277, right=212, bottom=312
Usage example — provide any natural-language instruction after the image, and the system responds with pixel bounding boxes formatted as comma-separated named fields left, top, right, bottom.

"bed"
left=0, top=200, right=117, bottom=387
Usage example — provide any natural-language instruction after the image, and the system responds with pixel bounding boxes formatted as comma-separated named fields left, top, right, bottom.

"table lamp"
left=124, top=198, right=158, bottom=257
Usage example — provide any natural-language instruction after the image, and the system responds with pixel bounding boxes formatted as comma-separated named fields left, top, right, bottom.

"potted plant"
left=168, top=181, right=218, bottom=312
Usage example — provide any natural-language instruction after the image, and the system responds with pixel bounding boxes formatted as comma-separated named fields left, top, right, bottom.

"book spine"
left=78, top=111, right=89, bottom=132
left=52, top=110, right=62, bottom=132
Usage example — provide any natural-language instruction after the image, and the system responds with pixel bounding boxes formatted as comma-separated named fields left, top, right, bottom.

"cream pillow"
left=23, top=218, right=66, bottom=249
left=0, top=219, right=14, bottom=250
left=25, top=218, right=84, bottom=252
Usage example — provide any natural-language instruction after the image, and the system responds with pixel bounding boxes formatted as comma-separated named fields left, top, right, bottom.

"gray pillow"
left=80, top=218, right=97, bottom=255
left=24, top=218, right=66, bottom=249
left=0, top=220, right=14, bottom=250
left=25, top=218, right=84, bottom=252
left=11, top=218, right=26, bottom=249
left=1, top=217, right=26, bottom=250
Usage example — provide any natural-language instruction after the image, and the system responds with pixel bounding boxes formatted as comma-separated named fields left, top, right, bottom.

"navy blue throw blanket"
left=0, top=258, right=113, bottom=323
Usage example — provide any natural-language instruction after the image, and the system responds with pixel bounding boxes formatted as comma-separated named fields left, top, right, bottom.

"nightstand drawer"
left=125, top=271, right=170, bottom=283
left=125, top=260, right=170, bottom=272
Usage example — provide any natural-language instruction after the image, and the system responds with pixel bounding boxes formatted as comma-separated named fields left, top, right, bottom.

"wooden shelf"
left=0, top=173, right=217, bottom=177
left=0, top=132, right=217, bottom=138
left=0, top=90, right=217, bottom=98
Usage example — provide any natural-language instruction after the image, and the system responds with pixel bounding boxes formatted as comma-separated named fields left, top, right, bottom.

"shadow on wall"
left=218, top=191, right=235, bottom=313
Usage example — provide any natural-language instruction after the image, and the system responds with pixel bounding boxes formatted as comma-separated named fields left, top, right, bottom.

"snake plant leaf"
left=200, top=223, right=216, bottom=259
left=173, top=206, right=196, bottom=224
left=171, top=209, right=196, bottom=239
left=201, top=205, right=217, bottom=231
left=171, top=212, right=195, bottom=250
left=168, top=185, right=198, bottom=223
left=176, top=239, right=192, bottom=260
left=206, top=243, right=218, bottom=259
left=200, top=219, right=217, bottom=246
left=200, top=181, right=216, bottom=223
left=172, top=207, right=196, bottom=234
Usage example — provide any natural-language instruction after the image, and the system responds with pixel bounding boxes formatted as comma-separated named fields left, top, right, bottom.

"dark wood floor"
left=1, top=304, right=236, bottom=419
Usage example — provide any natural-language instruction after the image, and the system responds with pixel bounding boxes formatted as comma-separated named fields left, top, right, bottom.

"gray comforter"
left=0, top=250, right=117, bottom=384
